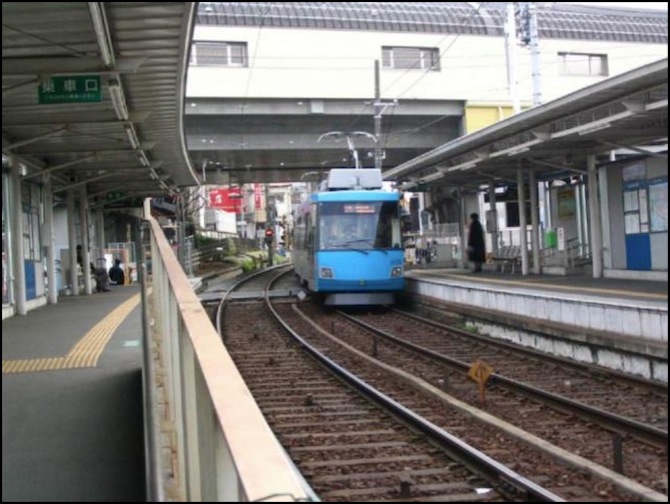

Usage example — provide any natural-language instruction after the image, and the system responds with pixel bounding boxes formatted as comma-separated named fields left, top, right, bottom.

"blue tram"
left=292, top=168, right=405, bottom=305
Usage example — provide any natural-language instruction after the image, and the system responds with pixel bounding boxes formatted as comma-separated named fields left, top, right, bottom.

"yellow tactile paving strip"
left=2, top=293, right=141, bottom=374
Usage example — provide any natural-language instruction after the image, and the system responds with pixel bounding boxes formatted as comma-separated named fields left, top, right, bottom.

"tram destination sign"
left=38, top=75, right=101, bottom=104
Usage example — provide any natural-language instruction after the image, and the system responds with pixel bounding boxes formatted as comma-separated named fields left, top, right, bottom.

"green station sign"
left=38, top=75, right=101, bottom=104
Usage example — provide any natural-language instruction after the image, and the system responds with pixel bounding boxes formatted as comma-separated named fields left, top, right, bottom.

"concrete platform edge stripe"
left=435, top=273, right=668, bottom=301
left=2, top=294, right=141, bottom=374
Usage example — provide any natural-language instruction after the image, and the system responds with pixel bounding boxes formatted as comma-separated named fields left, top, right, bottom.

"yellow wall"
left=464, top=106, right=518, bottom=134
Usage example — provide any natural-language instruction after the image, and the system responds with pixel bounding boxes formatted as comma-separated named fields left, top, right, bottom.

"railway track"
left=217, top=268, right=561, bottom=501
left=214, top=268, right=666, bottom=501
left=294, top=302, right=667, bottom=497
left=351, top=307, right=667, bottom=440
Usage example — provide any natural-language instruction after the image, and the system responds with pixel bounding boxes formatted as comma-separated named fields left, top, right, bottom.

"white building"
left=186, top=2, right=667, bottom=178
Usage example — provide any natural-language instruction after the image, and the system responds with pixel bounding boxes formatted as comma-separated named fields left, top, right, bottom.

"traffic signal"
left=264, top=228, right=274, bottom=244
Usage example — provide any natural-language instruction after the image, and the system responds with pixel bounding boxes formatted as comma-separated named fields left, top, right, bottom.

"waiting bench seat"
left=491, top=245, right=521, bottom=273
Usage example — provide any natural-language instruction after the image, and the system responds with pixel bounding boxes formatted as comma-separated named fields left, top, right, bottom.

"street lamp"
left=317, top=131, right=377, bottom=169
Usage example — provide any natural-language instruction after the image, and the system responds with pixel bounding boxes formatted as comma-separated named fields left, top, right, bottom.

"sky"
left=566, top=2, right=668, bottom=10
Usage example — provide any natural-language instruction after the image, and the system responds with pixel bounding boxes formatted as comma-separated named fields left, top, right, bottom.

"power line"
left=383, top=2, right=489, bottom=100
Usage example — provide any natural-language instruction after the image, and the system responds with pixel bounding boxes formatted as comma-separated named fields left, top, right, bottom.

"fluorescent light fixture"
left=137, top=151, right=150, bottom=167
left=490, top=139, right=544, bottom=158
left=124, top=124, right=140, bottom=149
left=553, top=119, right=616, bottom=139
left=445, top=160, right=477, bottom=172
left=578, top=122, right=611, bottom=136
left=89, top=3, right=115, bottom=67
left=506, top=146, right=530, bottom=156
left=420, top=171, right=445, bottom=183
left=109, top=80, right=128, bottom=121
left=149, top=168, right=159, bottom=180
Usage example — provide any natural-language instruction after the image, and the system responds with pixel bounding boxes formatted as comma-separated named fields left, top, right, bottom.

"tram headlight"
left=390, top=266, right=403, bottom=277
left=319, top=267, right=334, bottom=278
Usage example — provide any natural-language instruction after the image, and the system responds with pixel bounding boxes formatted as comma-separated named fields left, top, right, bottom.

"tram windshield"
left=318, top=201, right=401, bottom=250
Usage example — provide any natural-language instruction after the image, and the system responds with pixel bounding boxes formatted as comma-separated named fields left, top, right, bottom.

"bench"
left=491, top=245, right=521, bottom=273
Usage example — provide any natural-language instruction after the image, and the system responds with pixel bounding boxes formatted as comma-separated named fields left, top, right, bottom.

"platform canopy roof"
left=383, top=58, right=668, bottom=191
left=2, top=2, right=197, bottom=206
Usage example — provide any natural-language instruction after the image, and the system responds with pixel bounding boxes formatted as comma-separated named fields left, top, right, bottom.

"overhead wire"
left=386, top=2, right=489, bottom=100
left=348, top=2, right=493, bottom=163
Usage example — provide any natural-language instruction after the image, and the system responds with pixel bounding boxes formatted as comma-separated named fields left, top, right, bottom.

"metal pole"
left=67, top=189, right=79, bottom=295
left=96, top=208, right=106, bottom=266
left=587, top=155, right=603, bottom=278
left=80, top=185, right=92, bottom=295
left=43, top=175, right=58, bottom=304
left=581, top=181, right=590, bottom=257
left=517, top=167, right=529, bottom=275
left=489, top=184, right=498, bottom=257
left=505, top=2, right=521, bottom=113
left=133, top=219, right=143, bottom=284
left=144, top=197, right=152, bottom=220
left=529, top=168, right=541, bottom=274
left=528, top=2, right=542, bottom=106
left=575, top=180, right=584, bottom=264
left=10, top=157, right=27, bottom=315
left=179, top=197, right=187, bottom=270
left=374, top=60, right=383, bottom=170
left=460, top=191, right=468, bottom=268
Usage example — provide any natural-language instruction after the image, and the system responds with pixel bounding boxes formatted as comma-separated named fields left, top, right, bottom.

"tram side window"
left=374, top=202, right=401, bottom=249
left=294, top=215, right=305, bottom=249
left=307, top=205, right=317, bottom=252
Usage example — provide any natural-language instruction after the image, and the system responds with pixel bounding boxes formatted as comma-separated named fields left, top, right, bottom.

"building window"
left=558, top=52, right=608, bottom=76
left=382, top=46, right=440, bottom=71
left=191, top=42, right=248, bottom=67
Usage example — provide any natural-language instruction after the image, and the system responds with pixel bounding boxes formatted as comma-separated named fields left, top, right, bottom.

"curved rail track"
left=212, top=267, right=667, bottom=501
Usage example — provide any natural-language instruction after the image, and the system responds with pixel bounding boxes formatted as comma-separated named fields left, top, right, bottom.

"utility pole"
left=264, top=184, right=274, bottom=266
left=373, top=60, right=396, bottom=170
left=528, top=2, right=542, bottom=106
left=505, top=3, right=521, bottom=113
left=374, top=60, right=383, bottom=170
left=517, top=2, right=542, bottom=106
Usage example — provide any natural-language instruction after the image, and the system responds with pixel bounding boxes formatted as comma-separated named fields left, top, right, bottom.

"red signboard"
left=208, top=187, right=242, bottom=213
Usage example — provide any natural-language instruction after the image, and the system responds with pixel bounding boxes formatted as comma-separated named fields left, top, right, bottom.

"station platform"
left=404, top=268, right=668, bottom=382
left=1, top=285, right=145, bottom=502
left=1, top=266, right=666, bottom=501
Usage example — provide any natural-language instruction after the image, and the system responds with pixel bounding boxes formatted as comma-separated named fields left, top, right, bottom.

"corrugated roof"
left=197, top=2, right=667, bottom=43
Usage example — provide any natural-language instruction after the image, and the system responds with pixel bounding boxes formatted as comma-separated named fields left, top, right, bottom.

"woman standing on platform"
left=467, top=213, right=486, bottom=273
